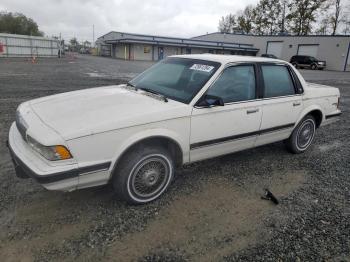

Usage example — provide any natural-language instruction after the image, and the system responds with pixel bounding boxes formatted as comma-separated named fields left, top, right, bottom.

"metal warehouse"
left=97, top=31, right=350, bottom=72
left=95, top=32, right=259, bottom=60
left=0, top=33, right=60, bottom=58
left=194, top=33, right=350, bottom=72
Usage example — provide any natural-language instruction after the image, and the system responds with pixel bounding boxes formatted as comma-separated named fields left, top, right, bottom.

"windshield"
left=309, top=56, right=317, bottom=62
left=129, top=58, right=221, bottom=104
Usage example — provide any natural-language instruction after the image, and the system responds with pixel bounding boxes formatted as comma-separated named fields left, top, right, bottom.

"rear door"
left=255, top=63, right=303, bottom=146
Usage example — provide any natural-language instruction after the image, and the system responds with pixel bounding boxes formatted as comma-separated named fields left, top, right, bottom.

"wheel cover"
left=296, top=119, right=315, bottom=150
left=129, top=156, right=170, bottom=200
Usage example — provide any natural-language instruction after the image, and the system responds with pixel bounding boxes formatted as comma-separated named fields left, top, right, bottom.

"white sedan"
left=8, top=54, right=341, bottom=204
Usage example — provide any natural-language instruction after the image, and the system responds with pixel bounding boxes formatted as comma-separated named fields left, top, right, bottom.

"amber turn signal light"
left=54, top=145, right=72, bottom=160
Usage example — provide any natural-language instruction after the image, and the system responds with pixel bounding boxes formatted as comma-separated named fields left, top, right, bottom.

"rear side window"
left=262, top=65, right=295, bottom=98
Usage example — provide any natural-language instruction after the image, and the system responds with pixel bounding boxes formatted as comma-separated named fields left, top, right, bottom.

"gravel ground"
left=0, top=55, right=349, bottom=262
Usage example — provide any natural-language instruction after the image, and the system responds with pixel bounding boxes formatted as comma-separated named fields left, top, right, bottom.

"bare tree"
left=218, top=14, right=237, bottom=33
left=252, top=0, right=286, bottom=35
left=281, top=0, right=289, bottom=33
left=286, top=0, right=328, bottom=35
left=338, top=1, right=350, bottom=34
left=237, top=5, right=255, bottom=34
left=316, top=17, right=331, bottom=34
left=343, top=19, right=350, bottom=34
left=329, top=0, right=342, bottom=35
left=218, top=0, right=329, bottom=36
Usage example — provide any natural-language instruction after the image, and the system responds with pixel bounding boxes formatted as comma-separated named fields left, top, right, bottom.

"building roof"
left=170, top=54, right=286, bottom=64
left=0, top=32, right=58, bottom=41
left=192, top=32, right=350, bottom=39
left=97, top=31, right=259, bottom=52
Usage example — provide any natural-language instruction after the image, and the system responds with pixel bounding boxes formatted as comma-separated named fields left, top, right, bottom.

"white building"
left=194, top=33, right=350, bottom=72
left=95, top=31, right=259, bottom=60
left=96, top=31, right=350, bottom=71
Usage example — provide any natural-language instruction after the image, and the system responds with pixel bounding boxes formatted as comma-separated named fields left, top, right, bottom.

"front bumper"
left=8, top=141, right=79, bottom=184
left=7, top=122, right=112, bottom=191
left=7, top=122, right=79, bottom=191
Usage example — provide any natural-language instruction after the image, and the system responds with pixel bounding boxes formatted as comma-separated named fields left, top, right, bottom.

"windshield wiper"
left=138, top=87, right=168, bottom=102
left=126, top=82, right=137, bottom=90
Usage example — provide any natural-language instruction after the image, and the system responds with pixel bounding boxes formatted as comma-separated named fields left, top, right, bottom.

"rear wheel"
left=112, top=145, right=174, bottom=204
left=285, top=115, right=316, bottom=154
left=292, top=62, right=298, bottom=68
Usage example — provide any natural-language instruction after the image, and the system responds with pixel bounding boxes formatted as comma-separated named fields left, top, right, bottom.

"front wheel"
left=112, top=145, right=174, bottom=204
left=311, top=64, right=317, bottom=70
left=285, top=115, right=316, bottom=154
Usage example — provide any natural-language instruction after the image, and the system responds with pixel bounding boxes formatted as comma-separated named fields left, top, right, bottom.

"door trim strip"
left=190, top=123, right=295, bottom=150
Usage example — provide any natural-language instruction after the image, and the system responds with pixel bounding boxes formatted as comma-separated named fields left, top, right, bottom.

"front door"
left=255, top=64, right=303, bottom=146
left=190, top=64, right=263, bottom=162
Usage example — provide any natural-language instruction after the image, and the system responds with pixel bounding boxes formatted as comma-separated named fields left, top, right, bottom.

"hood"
left=29, top=85, right=190, bottom=140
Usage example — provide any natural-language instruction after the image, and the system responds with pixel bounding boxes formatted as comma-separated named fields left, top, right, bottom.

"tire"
left=311, top=64, right=317, bottom=70
left=285, top=115, right=316, bottom=154
left=112, top=145, right=174, bottom=204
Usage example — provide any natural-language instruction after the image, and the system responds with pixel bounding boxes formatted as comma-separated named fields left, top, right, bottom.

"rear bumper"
left=322, top=112, right=341, bottom=126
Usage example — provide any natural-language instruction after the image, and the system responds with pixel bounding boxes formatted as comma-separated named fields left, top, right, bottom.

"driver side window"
left=207, top=65, right=256, bottom=103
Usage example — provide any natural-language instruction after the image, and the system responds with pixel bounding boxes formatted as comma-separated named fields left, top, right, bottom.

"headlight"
left=27, top=136, right=72, bottom=161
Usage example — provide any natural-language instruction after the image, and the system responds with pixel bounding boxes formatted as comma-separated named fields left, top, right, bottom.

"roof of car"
left=170, top=54, right=287, bottom=64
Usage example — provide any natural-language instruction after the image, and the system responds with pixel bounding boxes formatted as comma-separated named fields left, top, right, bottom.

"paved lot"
left=0, top=55, right=349, bottom=261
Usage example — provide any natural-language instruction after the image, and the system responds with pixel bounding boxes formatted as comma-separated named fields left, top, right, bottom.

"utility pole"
left=281, top=0, right=287, bottom=33
left=92, top=24, right=95, bottom=47
left=58, top=32, right=62, bottom=58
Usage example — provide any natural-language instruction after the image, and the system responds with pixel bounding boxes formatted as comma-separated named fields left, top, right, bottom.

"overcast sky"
left=0, top=0, right=259, bottom=42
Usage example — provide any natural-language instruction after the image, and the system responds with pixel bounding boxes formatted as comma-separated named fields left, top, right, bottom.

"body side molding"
left=190, top=123, right=295, bottom=150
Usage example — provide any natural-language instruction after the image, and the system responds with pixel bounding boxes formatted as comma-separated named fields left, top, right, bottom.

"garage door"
left=266, top=42, right=283, bottom=58
left=298, top=45, right=319, bottom=58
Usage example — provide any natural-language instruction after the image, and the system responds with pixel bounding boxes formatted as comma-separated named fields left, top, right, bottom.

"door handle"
left=247, top=109, right=259, bottom=114
left=293, top=102, right=301, bottom=107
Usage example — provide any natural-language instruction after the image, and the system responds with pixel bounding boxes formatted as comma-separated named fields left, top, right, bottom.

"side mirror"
left=196, top=94, right=224, bottom=108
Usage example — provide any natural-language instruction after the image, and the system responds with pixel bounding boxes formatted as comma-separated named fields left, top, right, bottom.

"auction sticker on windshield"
left=190, top=64, right=215, bottom=73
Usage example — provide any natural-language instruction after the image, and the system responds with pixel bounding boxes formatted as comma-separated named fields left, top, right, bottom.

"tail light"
left=337, top=97, right=340, bottom=109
